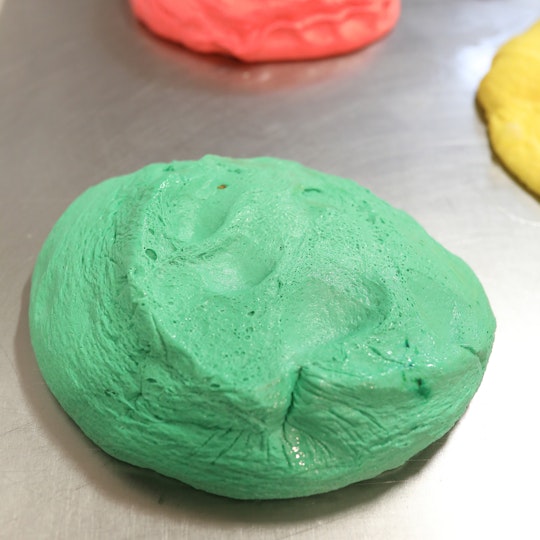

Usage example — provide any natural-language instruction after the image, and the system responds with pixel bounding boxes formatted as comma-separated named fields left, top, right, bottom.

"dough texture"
left=129, top=0, right=401, bottom=62
left=478, top=21, right=540, bottom=196
left=30, top=156, right=495, bottom=499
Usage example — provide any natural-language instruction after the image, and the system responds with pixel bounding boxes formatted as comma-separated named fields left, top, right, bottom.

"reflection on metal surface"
left=127, top=20, right=387, bottom=93
left=454, top=40, right=501, bottom=90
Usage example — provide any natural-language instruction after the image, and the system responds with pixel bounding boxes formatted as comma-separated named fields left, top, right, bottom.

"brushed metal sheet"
left=1, top=1, right=539, bottom=539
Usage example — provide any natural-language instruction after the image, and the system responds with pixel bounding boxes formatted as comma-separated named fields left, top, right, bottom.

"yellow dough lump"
left=478, top=21, right=540, bottom=196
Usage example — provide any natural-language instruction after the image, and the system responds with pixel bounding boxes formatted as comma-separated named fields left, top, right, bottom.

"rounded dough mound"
left=478, top=21, right=540, bottom=196
left=129, top=0, right=401, bottom=62
left=30, top=156, right=495, bottom=499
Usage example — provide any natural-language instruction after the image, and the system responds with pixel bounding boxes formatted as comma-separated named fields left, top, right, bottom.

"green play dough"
left=29, top=155, right=495, bottom=499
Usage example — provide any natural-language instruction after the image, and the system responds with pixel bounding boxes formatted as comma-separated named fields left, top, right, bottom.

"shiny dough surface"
left=29, top=156, right=495, bottom=499
left=478, top=21, right=540, bottom=196
left=129, top=0, right=401, bottom=62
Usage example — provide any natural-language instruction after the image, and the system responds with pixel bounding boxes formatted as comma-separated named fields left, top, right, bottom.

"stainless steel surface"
left=1, top=1, right=539, bottom=538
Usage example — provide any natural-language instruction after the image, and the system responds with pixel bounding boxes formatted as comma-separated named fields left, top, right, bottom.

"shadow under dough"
left=16, top=277, right=451, bottom=525
left=88, top=0, right=387, bottom=94
left=474, top=95, right=540, bottom=203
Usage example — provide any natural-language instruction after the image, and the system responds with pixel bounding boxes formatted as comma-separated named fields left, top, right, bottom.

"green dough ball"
left=29, top=155, right=495, bottom=499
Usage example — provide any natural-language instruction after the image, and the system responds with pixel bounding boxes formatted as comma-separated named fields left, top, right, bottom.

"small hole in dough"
left=145, top=248, right=157, bottom=261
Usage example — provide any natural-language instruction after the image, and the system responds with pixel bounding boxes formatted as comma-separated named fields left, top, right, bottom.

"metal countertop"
left=1, top=1, right=539, bottom=538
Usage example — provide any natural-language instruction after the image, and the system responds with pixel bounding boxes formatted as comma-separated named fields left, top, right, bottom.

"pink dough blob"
left=129, top=0, right=401, bottom=62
